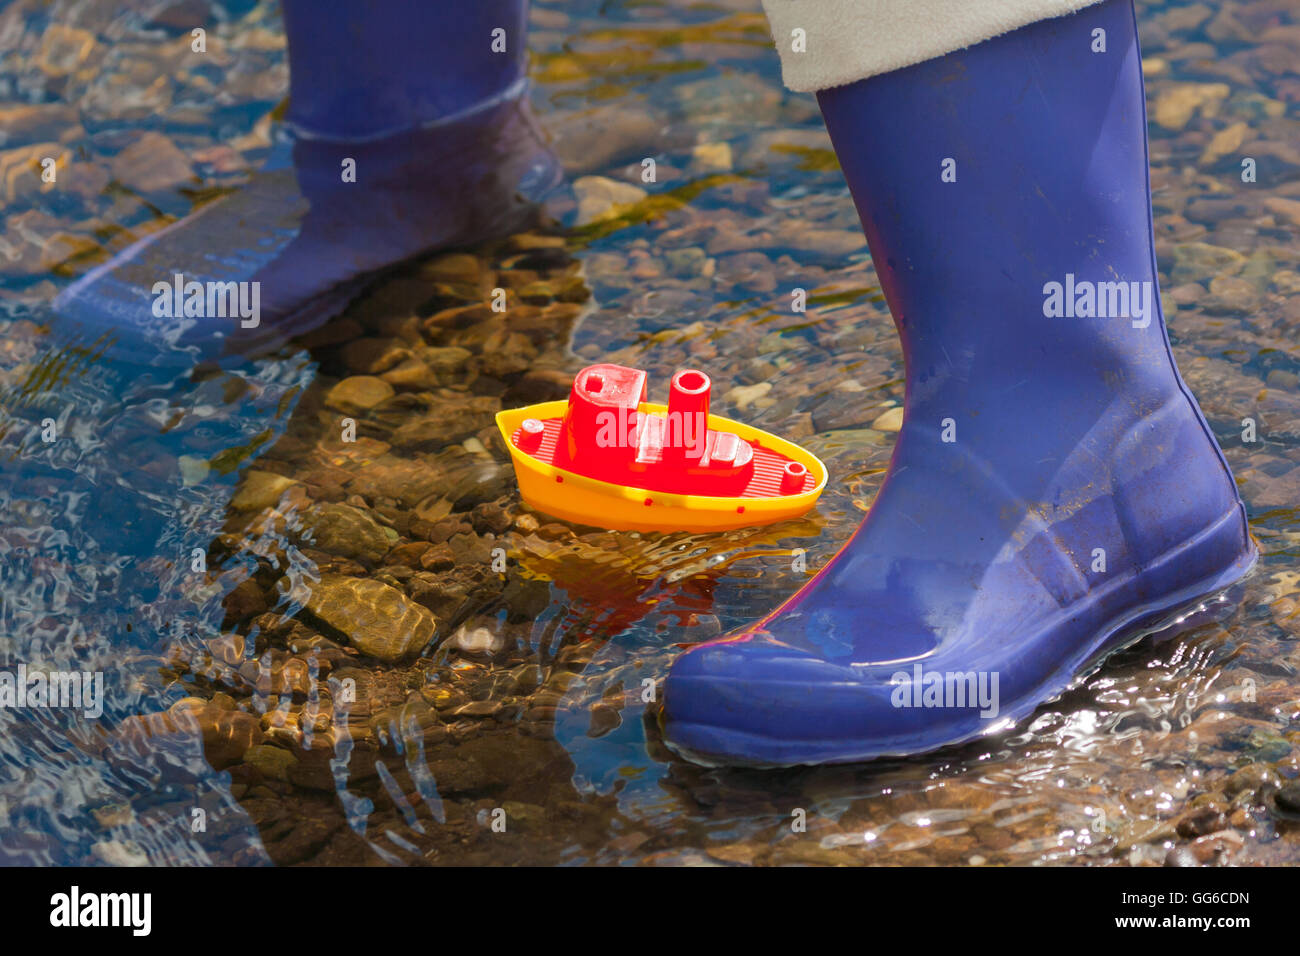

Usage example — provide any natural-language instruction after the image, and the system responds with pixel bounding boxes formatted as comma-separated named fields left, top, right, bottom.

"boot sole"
left=664, top=506, right=1259, bottom=768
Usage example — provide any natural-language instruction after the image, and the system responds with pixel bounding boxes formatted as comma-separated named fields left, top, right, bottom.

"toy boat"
left=496, top=363, right=827, bottom=532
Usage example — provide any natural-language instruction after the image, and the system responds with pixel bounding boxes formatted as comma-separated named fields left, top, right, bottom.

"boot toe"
left=664, top=627, right=994, bottom=767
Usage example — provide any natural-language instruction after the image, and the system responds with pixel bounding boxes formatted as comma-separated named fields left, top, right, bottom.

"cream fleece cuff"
left=760, top=0, right=1110, bottom=92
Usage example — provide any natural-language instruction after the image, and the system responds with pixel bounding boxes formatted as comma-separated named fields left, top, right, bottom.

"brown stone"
left=110, top=132, right=194, bottom=194
left=300, top=574, right=438, bottom=662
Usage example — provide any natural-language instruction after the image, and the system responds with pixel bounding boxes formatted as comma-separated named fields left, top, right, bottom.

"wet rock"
left=1205, top=274, right=1261, bottom=313
left=0, top=104, right=79, bottom=148
left=178, top=454, right=208, bottom=486
left=423, top=302, right=494, bottom=335
left=691, top=141, right=733, bottom=173
left=168, top=699, right=263, bottom=769
left=1274, top=781, right=1300, bottom=815
left=262, top=813, right=342, bottom=865
left=1240, top=464, right=1300, bottom=510
left=37, top=230, right=101, bottom=275
left=424, top=732, right=560, bottom=795
left=1264, top=197, right=1300, bottom=229
left=1200, top=121, right=1249, bottom=165
left=553, top=277, right=590, bottom=305
left=514, top=278, right=554, bottom=304
left=301, top=574, right=438, bottom=663
left=1272, top=269, right=1300, bottom=296
left=222, top=577, right=269, bottom=623
left=38, top=25, right=97, bottom=78
left=1187, top=830, right=1244, bottom=864
left=607, top=830, right=650, bottom=855
left=415, top=558, right=457, bottom=598
left=548, top=106, right=664, bottom=176
left=386, top=540, right=431, bottom=567
left=230, top=470, right=299, bottom=512
left=455, top=699, right=502, bottom=718
left=706, top=229, right=766, bottom=258
left=741, top=128, right=836, bottom=170
left=1268, top=574, right=1300, bottom=634
left=372, top=312, right=432, bottom=346
left=725, top=382, right=771, bottom=410
left=587, top=704, right=622, bottom=738
left=1267, top=369, right=1300, bottom=392
left=500, top=800, right=547, bottom=829
left=303, top=502, right=391, bottom=563
left=1153, top=83, right=1230, bottom=130
left=1141, top=56, right=1167, bottom=76
left=423, top=684, right=466, bottom=713
left=375, top=567, right=412, bottom=587
left=810, top=395, right=873, bottom=432
left=1170, top=242, right=1246, bottom=284
left=448, top=461, right=514, bottom=511
left=110, top=131, right=194, bottom=194
left=244, top=743, right=297, bottom=782
left=471, top=501, right=512, bottom=535
left=91, top=841, right=148, bottom=867
left=418, top=346, right=474, bottom=384
left=504, top=368, right=574, bottom=404
left=716, top=251, right=777, bottom=293
left=0, top=144, right=66, bottom=204
left=1154, top=3, right=1212, bottom=34
left=1163, top=846, right=1199, bottom=867
left=380, top=357, right=439, bottom=390
left=421, top=251, right=481, bottom=285
left=1203, top=7, right=1252, bottom=45
left=1223, top=763, right=1281, bottom=801
left=784, top=228, right=866, bottom=257
left=391, top=397, right=499, bottom=450
left=573, top=175, right=647, bottom=226
left=205, top=633, right=246, bottom=668
left=451, top=622, right=503, bottom=656
left=145, top=0, right=214, bottom=33
left=479, top=330, right=537, bottom=378
left=871, top=406, right=904, bottom=432
left=1167, top=283, right=1203, bottom=308
left=503, top=232, right=568, bottom=254
left=675, top=72, right=784, bottom=125
left=254, top=656, right=316, bottom=699
left=324, top=376, right=394, bottom=415
left=708, top=843, right=760, bottom=865
left=413, top=495, right=453, bottom=525
left=342, top=337, right=411, bottom=374
left=1184, top=198, right=1249, bottom=224
left=664, top=247, right=711, bottom=277
left=343, top=454, right=446, bottom=509
left=91, top=802, right=135, bottom=829
left=1174, top=799, right=1229, bottom=838
left=0, top=210, right=83, bottom=276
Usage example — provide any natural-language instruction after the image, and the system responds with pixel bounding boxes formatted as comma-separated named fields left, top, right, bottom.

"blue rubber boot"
left=54, top=0, right=558, bottom=368
left=663, top=0, right=1256, bottom=766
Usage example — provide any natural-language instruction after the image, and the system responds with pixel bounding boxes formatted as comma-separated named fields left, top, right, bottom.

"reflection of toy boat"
left=496, top=363, right=827, bottom=532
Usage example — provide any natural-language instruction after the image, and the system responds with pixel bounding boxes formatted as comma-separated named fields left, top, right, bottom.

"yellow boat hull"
left=496, top=400, right=827, bottom=532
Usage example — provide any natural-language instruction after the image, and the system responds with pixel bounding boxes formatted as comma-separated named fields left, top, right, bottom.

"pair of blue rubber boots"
left=58, top=0, right=1255, bottom=765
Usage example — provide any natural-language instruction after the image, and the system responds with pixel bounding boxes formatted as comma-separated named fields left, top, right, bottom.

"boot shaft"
left=817, top=0, right=1171, bottom=416
left=283, top=0, right=530, bottom=140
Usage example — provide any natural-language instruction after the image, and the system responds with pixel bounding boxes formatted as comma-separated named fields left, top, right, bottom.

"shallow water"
left=1, top=0, right=1298, bottom=865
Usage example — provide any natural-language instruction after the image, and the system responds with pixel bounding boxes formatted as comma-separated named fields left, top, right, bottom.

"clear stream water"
left=0, top=0, right=1298, bottom=865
